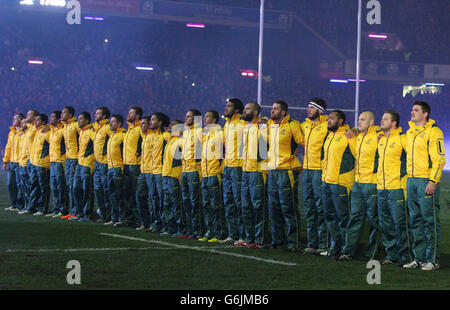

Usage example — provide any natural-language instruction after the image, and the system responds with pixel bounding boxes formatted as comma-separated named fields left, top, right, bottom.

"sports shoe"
left=303, top=247, right=317, bottom=254
left=198, top=237, right=208, bottom=242
left=234, top=239, right=246, bottom=246
left=382, top=259, right=395, bottom=265
left=186, top=235, right=197, bottom=240
left=78, top=217, right=88, bottom=222
left=160, top=231, right=170, bottom=237
left=61, top=214, right=71, bottom=219
left=53, top=212, right=63, bottom=218
left=33, top=211, right=43, bottom=216
left=136, top=225, right=146, bottom=231
left=18, top=210, right=30, bottom=215
left=234, top=241, right=249, bottom=247
left=45, top=213, right=55, bottom=217
left=219, top=237, right=235, bottom=244
left=402, top=261, right=421, bottom=269
left=208, top=238, right=219, bottom=243
left=319, top=250, right=330, bottom=256
left=104, top=221, right=114, bottom=225
left=339, top=254, right=353, bottom=261
left=113, top=221, right=123, bottom=227
left=4, top=206, right=12, bottom=211
left=69, top=216, right=80, bottom=221
left=176, top=234, right=189, bottom=239
left=421, top=263, right=439, bottom=271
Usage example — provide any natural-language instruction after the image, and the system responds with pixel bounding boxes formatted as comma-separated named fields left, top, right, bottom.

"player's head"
left=110, top=114, right=124, bottom=131
left=141, top=115, right=151, bottom=133
left=151, top=112, right=170, bottom=130
left=13, top=113, right=25, bottom=127
left=36, top=113, right=48, bottom=127
left=204, top=110, right=220, bottom=126
left=170, top=119, right=184, bottom=137
left=61, top=106, right=75, bottom=122
left=242, top=102, right=261, bottom=122
left=308, top=98, right=326, bottom=121
left=50, top=111, right=61, bottom=126
left=127, top=106, right=143, bottom=123
left=78, top=112, right=91, bottom=128
left=224, top=98, right=244, bottom=118
left=95, top=106, right=110, bottom=122
left=328, top=110, right=345, bottom=132
left=380, top=110, right=400, bottom=132
left=26, top=109, right=39, bottom=124
left=411, top=101, right=430, bottom=124
left=271, top=100, right=288, bottom=122
left=185, top=109, right=201, bottom=127
left=357, top=111, right=375, bottom=133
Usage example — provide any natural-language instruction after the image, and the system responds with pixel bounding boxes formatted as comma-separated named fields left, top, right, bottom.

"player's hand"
left=345, top=128, right=358, bottom=139
left=3, top=162, right=8, bottom=171
left=377, top=133, right=384, bottom=143
left=425, top=181, right=436, bottom=195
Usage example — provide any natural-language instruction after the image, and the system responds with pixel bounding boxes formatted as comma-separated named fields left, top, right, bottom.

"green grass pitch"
left=0, top=171, right=449, bottom=290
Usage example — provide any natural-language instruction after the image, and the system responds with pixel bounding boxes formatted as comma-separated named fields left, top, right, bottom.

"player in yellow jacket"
left=28, top=114, right=51, bottom=215
left=199, top=110, right=226, bottom=243
left=105, top=114, right=127, bottom=226
left=376, top=110, right=412, bottom=265
left=239, top=103, right=270, bottom=249
left=320, top=110, right=357, bottom=259
left=72, top=112, right=95, bottom=222
left=61, top=106, right=80, bottom=219
left=180, top=109, right=203, bottom=239
left=403, top=101, right=446, bottom=271
left=220, top=98, right=246, bottom=245
left=267, top=100, right=304, bottom=250
left=48, top=111, right=67, bottom=218
left=17, top=118, right=32, bottom=214
left=121, top=106, right=143, bottom=228
left=301, top=98, right=329, bottom=254
left=340, top=111, right=381, bottom=261
left=3, top=113, right=25, bottom=211
left=92, top=107, right=112, bottom=222
left=162, top=120, right=185, bottom=236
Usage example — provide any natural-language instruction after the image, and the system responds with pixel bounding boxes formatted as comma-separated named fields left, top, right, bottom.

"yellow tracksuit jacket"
left=123, top=120, right=142, bottom=166
left=201, top=124, right=224, bottom=178
left=3, top=126, right=21, bottom=164
left=18, top=131, right=28, bottom=167
left=30, top=125, right=51, bottom=168
left=181, top=124, right=203, bottom=173
left=377, top=127, right=408, bottom=190
left=147, top=128, right=171, bottom=174
left=267, top=114, right=304, bottom=171
left=355, top=125, right=380, bottom=184
left=406, top=119, right=446, bottom=183
left=242, top=118, right=268, bottom=174
left=301, top=115, right=328, bottom=170
left=77, top=124, right=95, bottom=170
left=63, top=117, right=80, bottom=160
left=162, top=135, right=183, bottom=180
left=93, top=119, right=111, bottom=165
left=321, top=124, right=357, bottom=191
left=223, top=114, right=246, bottom=168
left=140, top=129, right=153, bottom=174
left=24, top=122, right=37, bottom=161
left=107, top=128, right=127, bottom=169
left=49, top=122, right=66, bottom=163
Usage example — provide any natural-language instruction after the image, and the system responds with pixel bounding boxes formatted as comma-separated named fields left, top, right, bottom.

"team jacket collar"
left=305, top=114, right=328, bottom=126
left=65, top=117, right=77, bottom=125
left=408, top=118, right=435, bottom=131
left=127, top=120, right=141, bottom=129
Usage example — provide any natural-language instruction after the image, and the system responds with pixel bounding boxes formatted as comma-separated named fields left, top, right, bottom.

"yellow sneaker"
left=198, top=237, right=208, bottom=242
left=208, top=238, right=219, bottom=243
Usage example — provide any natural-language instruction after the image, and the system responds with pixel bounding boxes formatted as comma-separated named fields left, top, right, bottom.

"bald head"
left=242, top=102, right=261, bottom=122
left=358, top=111, right=375, bottom=133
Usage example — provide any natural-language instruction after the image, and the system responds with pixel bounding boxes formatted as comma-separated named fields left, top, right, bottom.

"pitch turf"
left=0, top=171, right=449, bottom=290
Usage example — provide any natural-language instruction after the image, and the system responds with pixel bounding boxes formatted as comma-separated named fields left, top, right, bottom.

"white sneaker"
left=421, top=263, right=439, bottom=271
left=402, top=261, right=421, bottom=269
left=136, top=225, right=145, bottom=230
left=104, top=221, right=114, bottom=225
left=33, top=211, right=43, bottom=216
left=303, top=247, right=316, bottom=254
left=319, top=251, right=330, bottom=256
left=45, top=213, right=55, bottom=217
left=233, top=239, right=246, bottom=246
left=18, top=210, right=30, bottom=215
left=219, top=237, right=235, bottom=244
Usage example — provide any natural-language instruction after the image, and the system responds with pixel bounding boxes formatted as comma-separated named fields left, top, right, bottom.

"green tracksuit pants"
left=407, top=177, right=441, bottom=265
left=343, top=182, right=381, bottom=259
left=377, top=188, right=413, bottom=263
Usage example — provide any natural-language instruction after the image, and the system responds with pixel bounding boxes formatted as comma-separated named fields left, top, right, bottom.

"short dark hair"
left=130, top=106, right=143, bottom=120
left=331, top=109, right=346, bottom=124
left=413, top=101, right=430, bottom=120
left=97, top=106, right=110, bottom=119
left=227, top=98, right=244, bottom=114
left=274, top=100, right=289, bottom=113
left=152, top=112, right=170, bottom=128
left=111, top=114, right=124, bottom=125
left=51, top=111, right=62, bottom=119
left=173, top=120, right=183, bottom=125
left=79, top=112, right=91, bottom=123
left=142, top=115, right=152, bottom=123
left=29, top=109, right=40, bottom=117
left=63, top=106, right=75, bottom=117
left=207, top=110, right=220, bottom=124
left=37, top=113, right=48, bottom=124
left=384, top=110, right=400, bottom=128
left=188, top=109, right=202, bottom=117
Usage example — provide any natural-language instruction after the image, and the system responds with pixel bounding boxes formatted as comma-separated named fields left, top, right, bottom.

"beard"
left=308, top=110, right=320, bottom=121
left=328, top=123, right=339, bottom=132
left=242, top=113, right=253, bottom=122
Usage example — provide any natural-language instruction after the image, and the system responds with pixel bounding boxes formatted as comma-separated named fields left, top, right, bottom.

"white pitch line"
left=100, top=232, right=297, bottom=267
left=5, top=247, right=157, bottom=253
